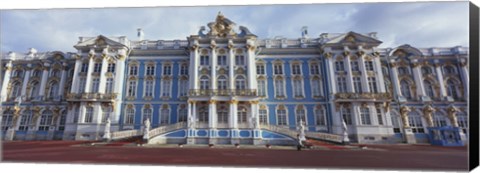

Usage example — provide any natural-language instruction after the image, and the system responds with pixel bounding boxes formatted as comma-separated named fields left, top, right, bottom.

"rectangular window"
left=365, top=61, right=374, bottom=71
left=125, top=109, right=135, bottom=125
left=312, top=79, right=322, bottom=97
left=310, top=63, right=320, bottom=75
left=235, top=55, right=245, bottom=66
left=163, top=65, right=172, bottom=75
left=337, top=77, right=347, bottom=92
left=91, top=78, right=100, bottom=93
left=409, top=116, right=425, bottom=133
left=335, top=61, right=345, bottom=72
left=274, top=64, right=283, bottom=75
left=315, top=108, right=326, bottom=126
left=360, top=107, right=372, bottom=125
left=162, top=80, right=171, bottom=97
left=19, top=113, right=31, bottom=131
left=277, top=109, right=287, bottom=126
left=376, top=108, right=384, bottom=125
left=160, top=109, right=170, bottom=125
left=257, top=80, right=266, bottom=97
left=391, top=116, right=401, bottom=133
left=180, top=65, right=188, bottom=75
left=144, top=80, right=154, bottom=97
left=146, top=66, right=155, bottom=76
left=129, top=66, right=138, bottom=75
left=292, top=64, right=302, bottom=75
left=342, top=107, right=352, bottom=125
left=179, top=80, right=188, bottom=97
left=78, top=77, right=87, bottom=93
left=105, top=78, right=114, bottom=94
left=200, top=56, right=209, bottom=66
left=127, top=80, right=137, bottom=97
left=93, top=63, right=102, bottom=73
left=293, top=80, right=303, bottom=97
left=275, top=80, right=285, bottom=97
left=259, top=110, right=268, bottom=125
left=81, top=63, right=89, bottom=72
left=143, top=108, right=152, bottom=122
left=353, top=77, right=362, bottom=93
left=58, top=114, right=66, bottom=131
left=179, top=108, right=187, bottom=122
left=217, top=55, right=227, bottom=66
left=218, top=111, right=228, bottom=123
left=107, top=63, right=116, bottom=73
left=368, top=77, right=378, bottom=93
left=256, top=64, right=265, bottom=75
left=84, top=107, right=94, bottom=123
left=351, top=61, right=360, bottom=72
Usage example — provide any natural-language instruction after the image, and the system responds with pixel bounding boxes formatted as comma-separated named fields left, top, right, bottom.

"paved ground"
left=1, top=141, right=469, bottom=171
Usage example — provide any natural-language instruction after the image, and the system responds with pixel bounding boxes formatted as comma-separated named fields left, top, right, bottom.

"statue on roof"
left=207, top=12, right=237, bottom=37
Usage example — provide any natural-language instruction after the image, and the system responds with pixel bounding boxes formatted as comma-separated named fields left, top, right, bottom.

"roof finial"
left=218, top=11, right=223, bottom=17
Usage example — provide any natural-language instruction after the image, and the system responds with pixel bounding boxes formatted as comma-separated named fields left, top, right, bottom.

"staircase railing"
left=111, top=129, right=142, bottom=140
left=149, top=122, right=187, bottom=138
left=260, top=124, right=344, bottom=144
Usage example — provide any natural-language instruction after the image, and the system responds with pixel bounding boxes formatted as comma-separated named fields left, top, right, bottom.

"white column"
left=78, top=102, right=86, bottom=123
left=0, top=61, right=13, bottom=102
left=434, top=61, right=447, bottom=98
left=374, top=56, right=386, bottom=92
left=325, top=55, right=336, bottom=94
left=58, top=63, right=67, bottom=97
left=459, top=61, right=469, bottom=99
left=208, top=101, right=216, bottom=128
left=38, top=63, right=50, bottom=100
left=94, top=103, right=102, bottom=123
left=21, top=65, right=32, bottom=96
left=192, top=102, right=197, bottom=126
left=187, top=102, right=192, bottom=127
left=411, top=60, right=426, bottom=97
left=70, top=58, right=83, bottom=93
left=210, top=48, right=217, bottom=89
left=98, top=56, right=109, bottom=94
left=249, top=102, right=258, bottom=128
left=229, top=100, right=238, bottom=128
left=228, top=48, right=235, bottom=90
left=190, top=47, right=199, bottom=89
left=246, top=45, right=257, bottom=89
left=114, top=57, right=126, bottom=94
left=344, top=56, right=354, bottom=92
left=84, top=56, right=95, bottom=93
left=390, top=62, right=402, bottom=97
left=358, top=55, right=370, bottom=93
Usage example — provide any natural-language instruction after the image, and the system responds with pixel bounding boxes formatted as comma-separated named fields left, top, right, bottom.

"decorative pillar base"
left=208, top=138, right=217, bottom=145
left=4, top=129, right=15, bottom=141
left=187, top=137, right=195, bottom=145
left=253, top=138, right=263, bottom=145
left=403, top=128, right=416, bottom=144
left=187, top=128, right=195, bottom=145
left=230, top=138, right=240, bottom=145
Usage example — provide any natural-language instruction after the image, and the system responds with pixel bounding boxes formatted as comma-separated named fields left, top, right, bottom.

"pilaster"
left=0, top=61, right=13, bottom=102
left=21, top=65, right=32, bottom=97
left=98, top=55, right=109, bottom=94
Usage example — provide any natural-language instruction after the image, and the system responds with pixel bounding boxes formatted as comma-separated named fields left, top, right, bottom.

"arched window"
left=19, top=110, right=32, bottom=131
left=237, top=106, right=247, bottom=124
left=398, top=67, right=409, bottom=75
left=433, top=112, right=448, bottom=127
left=29, top=81, right=40, bottom=100
left=198, top=106, right=209, bottom=123
left=142, top=108, right=152, bottom=123
left=444, top=66, right=456, bottom=74
left=235, top=76, right=246, bottom=90
left=48, top=81, right=59, bottom=99
left=9, top=82, right=21, bottom=99
left=341, top=105, right=352, bottom=125
left=456, top=112, right=468, bottom=134
left=58, top=110, right=67, bottom=131
left=125, top=107, right=134, bottom=125
left=160, top=107, right=170, bottom=125
left=315, top=106, right=326, bottom=126
left=257, top=79, right=266, bottom=97
left=217, top=76, right=228, bottom=90
left=424, top=80, right=435, bottom=98
left=85, top=107, right=94, bottom=123
left=50, top=70, right=60, bottom=77
left=421, top=66, right=433, bottom=75
left=276, top=107, right=287, bottom=126
left=179, top=79, right=189, bottom=97
left=105, top=78, right=114, bottom=94
left=400, top=80, right=412, bottom=99
left=408, top=112, right=424, bottom=133
left=39, top=110, right=53, bottom=131
left=13, top=69, right=23, bottom=77
left=32, top=70, right=41, bottom=77
left=295, top=106, right=306, bottom=124
left=200, top=76, right=209, bottom=90
left=1, top=110, right=14, bottom=131
left=446, top=80, right=459, bottom=99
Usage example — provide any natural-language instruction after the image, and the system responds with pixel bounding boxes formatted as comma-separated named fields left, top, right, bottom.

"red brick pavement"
left=1, top=141, right=469, bottom=171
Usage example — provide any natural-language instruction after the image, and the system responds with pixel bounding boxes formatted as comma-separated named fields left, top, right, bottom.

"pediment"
left=74, top=35, right=127, bottom=49
left=325, top=32, right=382, bottom=46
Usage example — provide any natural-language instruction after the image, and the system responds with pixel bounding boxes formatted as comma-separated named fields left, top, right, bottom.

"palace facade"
left=0, top=13, right=469, bottom=145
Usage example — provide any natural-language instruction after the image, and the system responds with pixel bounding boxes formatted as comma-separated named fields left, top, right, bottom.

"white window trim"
left=276, top=105, right=289, bottom=126
left=159, top=106, right=171, bottom=125
left=257, top=78, right=268, bottom=99
left=161, top=79, right=172, bottom=98
left=258, top=106, right=269, bottom=125
left=273, top=77, right=287, bottom=99
left=124, top=107, right=135, bottom=125
left=291, top=78, right=305, bottom=98
left=143, top=80, right=155, bottom=98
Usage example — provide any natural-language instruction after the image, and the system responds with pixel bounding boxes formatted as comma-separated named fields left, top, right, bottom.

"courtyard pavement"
left=1, top=141, right=469, bottom=171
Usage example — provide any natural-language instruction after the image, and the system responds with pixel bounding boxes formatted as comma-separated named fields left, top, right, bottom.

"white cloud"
left=0, top=2, right=469, bottom=53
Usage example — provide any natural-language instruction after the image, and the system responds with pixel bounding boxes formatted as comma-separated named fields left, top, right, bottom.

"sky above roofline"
left=0, top=1, right=469, bottom=53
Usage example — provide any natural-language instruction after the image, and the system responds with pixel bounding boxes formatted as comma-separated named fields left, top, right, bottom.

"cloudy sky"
left=0, top=1, right=469, bottom=53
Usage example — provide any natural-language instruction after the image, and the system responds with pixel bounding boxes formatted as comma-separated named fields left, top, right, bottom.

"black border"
left=469, top=2, right=479, bottom=171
